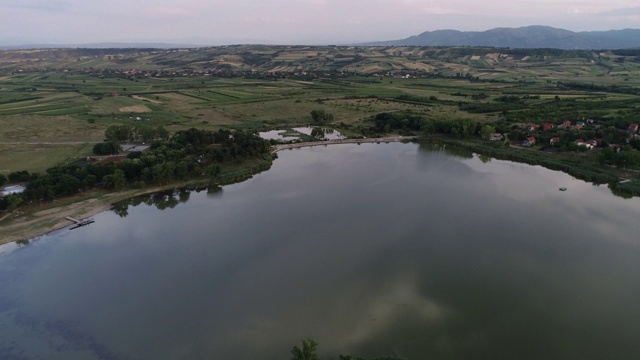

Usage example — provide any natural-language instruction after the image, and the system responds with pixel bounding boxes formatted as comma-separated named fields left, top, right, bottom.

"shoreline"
left=0, top=181, right=212, bottom=246
left=4, top=135, right=636, bottom=245
left=1, top=137, right=410, bottom=246
left=271, top=136, right=413, bottom=153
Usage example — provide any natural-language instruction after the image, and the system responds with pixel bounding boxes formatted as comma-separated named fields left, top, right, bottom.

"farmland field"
left=1, top=45, right=639, bottom=174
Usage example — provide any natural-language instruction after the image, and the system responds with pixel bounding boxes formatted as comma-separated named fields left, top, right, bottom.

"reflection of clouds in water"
left=222, top=272, right=447, bottom=358
left=342, top=276, right=445, bottom=347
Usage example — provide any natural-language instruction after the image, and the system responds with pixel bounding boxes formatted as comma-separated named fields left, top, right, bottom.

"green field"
left=1, top=45, right=640, bottom=174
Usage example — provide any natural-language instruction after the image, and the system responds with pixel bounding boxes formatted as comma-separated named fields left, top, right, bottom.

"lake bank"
left=0, top=137, right=409, bottom=245
left=2, top=134, right=638, bottom=245
left=422, top=136, right=640, bottom=198
left=0, top=182, right=212, bottom=245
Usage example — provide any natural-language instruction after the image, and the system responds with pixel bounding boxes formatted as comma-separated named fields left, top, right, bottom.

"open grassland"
left=1, top=45, right=640, bottom=174
left=0, top=143, right=94, bottom=173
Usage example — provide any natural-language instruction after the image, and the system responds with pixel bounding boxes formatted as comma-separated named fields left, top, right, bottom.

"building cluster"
left=503, top=119, right=639, bottom=152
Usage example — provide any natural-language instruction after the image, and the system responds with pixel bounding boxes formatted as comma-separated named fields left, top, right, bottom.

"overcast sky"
left=2, top=0, right=640, bottom=45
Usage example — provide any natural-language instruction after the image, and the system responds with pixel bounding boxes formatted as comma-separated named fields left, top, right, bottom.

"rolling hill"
left=364, top=26, right=640, bottom=49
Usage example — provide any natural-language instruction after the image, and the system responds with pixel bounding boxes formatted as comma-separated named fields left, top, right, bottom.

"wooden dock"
left=65, top=216, right=95, bottom=229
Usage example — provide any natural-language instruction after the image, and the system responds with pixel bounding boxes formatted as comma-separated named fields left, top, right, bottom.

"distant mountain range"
left=4, top=26, right=640, bottom=50
left=362, top=26, right=640, bottom=49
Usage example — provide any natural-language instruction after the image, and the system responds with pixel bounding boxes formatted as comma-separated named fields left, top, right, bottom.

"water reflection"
left=293, top=126, right=345, bottom=140
left=257, top=129, right=300, bottom=141
left=418, top=141, right=473, bottom=159
left=111, top=188, right=195, bottom=217
left=0, top=143, right=639, bottom=359
left=419, top=140, right=638, bottom=199
left=258, top=127, right=345, bottom=141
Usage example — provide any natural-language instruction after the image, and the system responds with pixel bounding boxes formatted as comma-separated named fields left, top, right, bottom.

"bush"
left=8, top=170, right=30, bottom=183
left=93, top=142, right=121, bottom=155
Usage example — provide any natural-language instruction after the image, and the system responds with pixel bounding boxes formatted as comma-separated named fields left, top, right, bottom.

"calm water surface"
left=1, top=142, right=639, bottom=360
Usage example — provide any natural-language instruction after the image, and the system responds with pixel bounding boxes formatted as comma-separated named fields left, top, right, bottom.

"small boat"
left=559, top=187, right=567, bottom=191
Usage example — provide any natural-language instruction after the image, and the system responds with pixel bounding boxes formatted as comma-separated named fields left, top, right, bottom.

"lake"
left=1, top=142, right=639, bottom=360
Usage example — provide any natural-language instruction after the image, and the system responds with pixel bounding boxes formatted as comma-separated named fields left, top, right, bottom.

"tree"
left=8, top=170, right=30, bottom=183
left=310, top=109, right=334, bottom=125
left=54, top=174, right=82, bottom=195
left=205, top=164, right=221, bottom=177
left=6, top=194, right=23, bottom=216
left=0, top=174, right=6, bottom=186
left=480, top=124, right=496, bottom=140
left=113, top=169, right=126, bottom=190
left=93, top=142, right=121, bottom=155
left=291, top=339, right=318, bottom=360
left=156, top=126, right=170, bottom=141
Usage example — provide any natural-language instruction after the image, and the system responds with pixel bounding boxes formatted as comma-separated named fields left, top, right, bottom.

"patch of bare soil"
left=118, top=105, right=152, bottom=113
left=132, top=95, right=163, bottom=104
left=0, top=197, right=112, bottom=245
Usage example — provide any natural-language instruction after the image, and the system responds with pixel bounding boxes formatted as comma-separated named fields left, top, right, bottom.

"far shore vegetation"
left=2, top=45, right=640, bottom=239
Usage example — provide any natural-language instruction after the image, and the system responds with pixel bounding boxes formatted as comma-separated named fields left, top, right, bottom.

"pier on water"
left=65, top=216, right=95, bottom=229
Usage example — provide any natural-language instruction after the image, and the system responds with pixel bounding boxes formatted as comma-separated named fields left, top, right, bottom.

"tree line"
left=372, top=112, right=495, bottom=139
left=1, top=128, right=272, bottom=212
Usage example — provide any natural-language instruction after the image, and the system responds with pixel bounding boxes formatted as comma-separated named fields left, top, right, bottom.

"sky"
left=2, top=0, right=640, bottom=45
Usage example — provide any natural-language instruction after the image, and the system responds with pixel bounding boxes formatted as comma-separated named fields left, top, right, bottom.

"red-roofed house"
left=550, top=137, right=561, bottom=145
left=610, top=144, right=621, bottom=152
left=529, top=124, right=540, bottom=132
left=522, top=137, right=536, bottom=147
left=629, top=123, right=639, bottom=133
left=543, top=123, right=554, bottom=131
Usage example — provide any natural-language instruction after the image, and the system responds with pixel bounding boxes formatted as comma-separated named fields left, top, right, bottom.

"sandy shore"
left=1, top=195, right=113, bottom=245
left=0, top=183, right=207, bottom=246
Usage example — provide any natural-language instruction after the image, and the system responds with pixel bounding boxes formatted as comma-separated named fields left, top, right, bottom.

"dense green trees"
left=373, top=112, right=424, bottom=132
left=93, top=141, right=121, bottom=155
left=372, top=112, right=483, bottom=138
left=13, top=128, right=271, bottom=206
left=8, top=170, right=30, bottom=183
left=599, top=147, right=640, bottom=168
left=311, top=110, right=334, bottom=125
